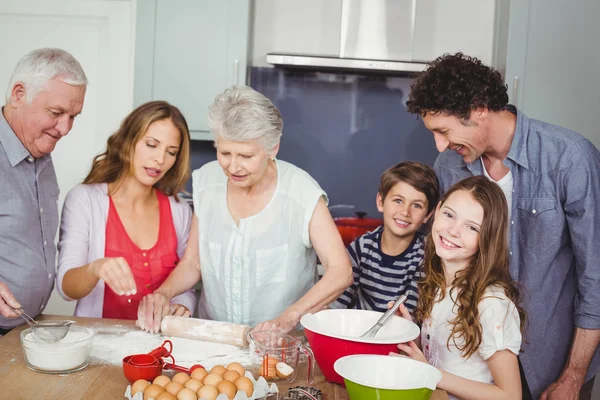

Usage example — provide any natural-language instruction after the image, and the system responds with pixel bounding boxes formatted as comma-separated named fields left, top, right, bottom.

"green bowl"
left=334, top=354, right=442, bottom=400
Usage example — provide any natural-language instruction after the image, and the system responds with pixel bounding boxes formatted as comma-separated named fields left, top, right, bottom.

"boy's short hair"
left=379, top=161, right=440, bottom=213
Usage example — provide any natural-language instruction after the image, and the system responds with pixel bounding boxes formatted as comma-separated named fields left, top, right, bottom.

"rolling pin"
left=160, top=316, right=251, bottom=347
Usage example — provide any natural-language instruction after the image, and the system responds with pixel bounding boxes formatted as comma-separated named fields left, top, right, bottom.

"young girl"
left=395, top=176, right=526, bottom=400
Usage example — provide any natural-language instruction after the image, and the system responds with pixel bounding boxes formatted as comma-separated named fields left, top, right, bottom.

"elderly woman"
left=137, top=85, right=353, bottom=333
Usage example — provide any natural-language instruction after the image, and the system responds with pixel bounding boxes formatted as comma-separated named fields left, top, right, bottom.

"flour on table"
left=89, top=326, right=250, bottom=369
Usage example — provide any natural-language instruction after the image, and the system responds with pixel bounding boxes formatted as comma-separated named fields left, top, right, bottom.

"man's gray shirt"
left=434, top=105, right=600, bottom=398
left=0, top=110, right=58, bottom=330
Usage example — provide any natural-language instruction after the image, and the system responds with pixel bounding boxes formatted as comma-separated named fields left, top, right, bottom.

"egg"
left=202, top=373, right=223, bottom=387
left=197, top=384, right=219, bottom=400
left=184, top=378, right=203, bottom=392
left=165, top=381, right=184, bottom=396
left=132, top=379, right=151, bottom=395
left=222, top=369, right=240, bottom=383
left=144, top=384, right=165, bottom=400
left=156, top=392, right=177, bottom=400
left=210, top=365, right=227, bottom=375
left=172, top=372, right=191, bottom=385
left=226, top=362, right=245, bottom=377
left=153, top=375, right=171, bottom=388
left=234, top=376, right=254, bottom=397
left=190, top=368, right=208, bottom=382
left=216, top=380, right=236, bottom=399
left=176, top=388, right=197, bottom=400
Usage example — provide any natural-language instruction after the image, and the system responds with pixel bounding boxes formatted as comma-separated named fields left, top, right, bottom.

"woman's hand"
left=252, top=310, right=302, bottom=335
left=91, top=257, right=137, bottom=296
left=136, top=292, right=171, bottom=333
left=169, top=304, right=191, bottom=317
left=394, top=341, right=427, bottom=363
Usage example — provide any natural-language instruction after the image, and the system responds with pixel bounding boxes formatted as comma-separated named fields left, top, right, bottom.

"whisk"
left=358, top=294, right=408, bottom=339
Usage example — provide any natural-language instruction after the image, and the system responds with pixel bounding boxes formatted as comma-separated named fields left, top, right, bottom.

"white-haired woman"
left=137, top=85, right=353, bottom=334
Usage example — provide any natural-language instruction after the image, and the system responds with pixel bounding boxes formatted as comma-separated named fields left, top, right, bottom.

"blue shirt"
left=331, top=226, right=424, bottom=313
left=434, top=105, right=600, bottom=398
left=0, top=109, right=59, bottom=330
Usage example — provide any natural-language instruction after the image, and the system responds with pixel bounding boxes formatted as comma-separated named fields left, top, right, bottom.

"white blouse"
left=421, top=286, right=522, bottom=400
left=192, top=159, right=326, bottom=326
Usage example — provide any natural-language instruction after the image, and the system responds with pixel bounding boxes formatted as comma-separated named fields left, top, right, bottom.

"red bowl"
left=122, top=355, right=163, bottom=384
left=334, top=217, right=382, bottom=247
left=300, top=309, right=420, bottom=386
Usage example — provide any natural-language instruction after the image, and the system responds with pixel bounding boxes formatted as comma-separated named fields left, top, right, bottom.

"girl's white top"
left=421, top=286, right=522, bottom=400
left=193, top=159, right=326, bottom=326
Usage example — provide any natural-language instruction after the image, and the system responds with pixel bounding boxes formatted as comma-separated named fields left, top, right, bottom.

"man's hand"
left=540, top=374, right=584, bottom=400
left=136, top=292, right=171, bottom=333
left=0, top=282, right=21, bottom=318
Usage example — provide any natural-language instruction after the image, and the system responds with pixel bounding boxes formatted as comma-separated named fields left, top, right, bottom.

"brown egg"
left=176, top=387, right=197, bottom=400
left=132, top=379, right=151, bottom=396
left=144, top=384, right=165, bottom=400
left=190, top=367, right=208, bottom=382
left=172, top=372, right=190, bottom=385
left=165, top=381, right=184, bottom=396
left=226, top=362, right=245, bottom=377
left=153, top=375, right=171, bottom=388
left=197, top=384, right=219, bottom=400
left=217, top=380, right=237, bottom=399
left=202, top=372, right=223, bottom=387
left=184, top=378, right=203, bottom=392
left=156, top=392, right=177, bottom=400
left=234, top=376, right=254, bottom=397
left=222, top=369, right=240, bottom=383
left=210, top=365, right=227, bottom=375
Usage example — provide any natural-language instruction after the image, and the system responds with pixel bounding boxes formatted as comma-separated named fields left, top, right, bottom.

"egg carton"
left=124, top=371, right=279, bottom=400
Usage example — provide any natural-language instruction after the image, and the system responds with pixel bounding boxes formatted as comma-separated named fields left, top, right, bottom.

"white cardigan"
left=56, top=183, right=195, bottom=317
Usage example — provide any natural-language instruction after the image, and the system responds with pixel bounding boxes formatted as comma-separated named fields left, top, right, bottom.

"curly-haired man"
left=406, top=53, right=600, bottom=400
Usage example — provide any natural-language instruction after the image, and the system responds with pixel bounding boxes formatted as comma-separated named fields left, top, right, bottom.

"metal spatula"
left=359, top=294, right=408, bottom=339
left=8, top=305, right=74, bottom=343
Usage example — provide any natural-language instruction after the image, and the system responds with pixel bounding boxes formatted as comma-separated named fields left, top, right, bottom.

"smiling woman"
left=55, top=101, right=196, bottom=320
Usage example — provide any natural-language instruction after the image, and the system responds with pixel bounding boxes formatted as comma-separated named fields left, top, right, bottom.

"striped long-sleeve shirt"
left=331, top=226, right=424, bottom=313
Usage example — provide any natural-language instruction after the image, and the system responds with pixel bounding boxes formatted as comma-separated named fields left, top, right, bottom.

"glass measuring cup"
left=248, top=331, right=314, bottom=384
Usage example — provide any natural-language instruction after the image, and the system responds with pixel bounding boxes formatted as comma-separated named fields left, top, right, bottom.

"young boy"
left=331, top=161, right=439, bottom=313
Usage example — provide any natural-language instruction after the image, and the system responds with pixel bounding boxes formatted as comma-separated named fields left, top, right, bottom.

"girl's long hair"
left=415, top=176, right=526, bottom=358
left=83, top=101, right=191, bottom=199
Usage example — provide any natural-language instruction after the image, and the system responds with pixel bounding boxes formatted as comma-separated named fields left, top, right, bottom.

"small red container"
left=122, top=355, right=163, bottom=383
left=303, top=328, right=397, bottom=386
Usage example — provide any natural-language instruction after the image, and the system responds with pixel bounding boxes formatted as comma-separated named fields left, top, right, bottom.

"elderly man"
left=0, top=48, right=87, bottom=334
left=405, top=52, right=600, bottom=400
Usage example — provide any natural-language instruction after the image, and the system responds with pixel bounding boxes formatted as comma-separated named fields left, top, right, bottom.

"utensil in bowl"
left=334, top=354, right=442, bottom=400
left=359, top=294, right=408, bottom=339
left=8, top=305, right=73, bottom=343
left=248, top=330, right=315, bottom=384
left=300, top=309, right=420, bottom=385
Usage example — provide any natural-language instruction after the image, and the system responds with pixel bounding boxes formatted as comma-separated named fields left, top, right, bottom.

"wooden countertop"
left=0, top=315, right=447, bottom=400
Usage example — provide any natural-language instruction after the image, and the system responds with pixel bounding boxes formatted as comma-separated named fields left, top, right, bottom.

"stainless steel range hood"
left=266, top=0, right=429, bottom=74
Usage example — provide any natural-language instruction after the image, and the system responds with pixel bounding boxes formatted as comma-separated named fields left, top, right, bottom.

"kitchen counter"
left=0, top=315, right=448, bottom=399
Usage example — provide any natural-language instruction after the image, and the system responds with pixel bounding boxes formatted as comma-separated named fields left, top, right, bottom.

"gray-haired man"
left=0, top=48, right=87, bottom=334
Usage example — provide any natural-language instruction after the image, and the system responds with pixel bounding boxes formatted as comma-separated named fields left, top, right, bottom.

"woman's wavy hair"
left=406, top=52, right=509, bottom=121
left=415, top=176, right=526, bottom=358
left=83, top=101, right=191, bottom=199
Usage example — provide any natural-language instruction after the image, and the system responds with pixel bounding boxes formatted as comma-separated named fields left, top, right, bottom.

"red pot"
left=334, top=217, right=382, bottom=247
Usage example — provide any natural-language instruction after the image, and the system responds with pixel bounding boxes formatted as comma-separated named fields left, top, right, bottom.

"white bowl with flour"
left=20, top=325, right=95, bottom=373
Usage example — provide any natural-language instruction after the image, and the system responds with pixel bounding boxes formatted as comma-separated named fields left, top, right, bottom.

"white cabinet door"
left=505, top=0, right=600, bottom=149
left=135, top=0, right=250, bottom=140
left=0, top=0, right=137, bottom=316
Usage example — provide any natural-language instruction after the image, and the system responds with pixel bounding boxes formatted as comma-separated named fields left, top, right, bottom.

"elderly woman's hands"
left=252, top=309, right=303, bottom=335
left=136, top=292, right=171, bottom=333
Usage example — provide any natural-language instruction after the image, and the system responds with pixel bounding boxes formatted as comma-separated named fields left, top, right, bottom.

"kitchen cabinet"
left=134, top=0, right=250, bottom=141
left=252, top=0, right=497, bottom=67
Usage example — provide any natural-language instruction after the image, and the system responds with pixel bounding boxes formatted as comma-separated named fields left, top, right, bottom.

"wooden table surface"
left=0, top=315, right=447, bottom=400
